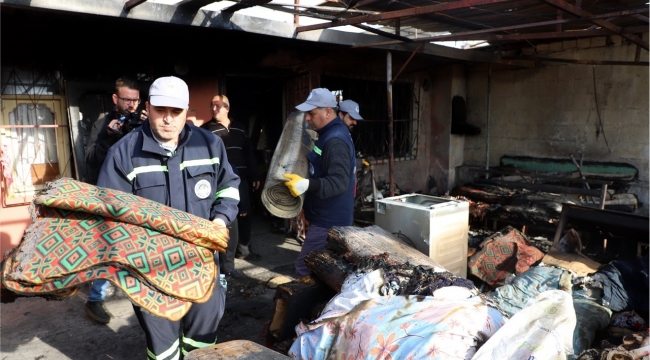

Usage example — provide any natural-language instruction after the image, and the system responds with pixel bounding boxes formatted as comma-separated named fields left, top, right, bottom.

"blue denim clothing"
left=88, top=279, right=109, bottom=302
left=295, top=225, right=330, bottom=277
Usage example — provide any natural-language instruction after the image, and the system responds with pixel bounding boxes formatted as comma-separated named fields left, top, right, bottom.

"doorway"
left=224, top=75, right=284, bottom=214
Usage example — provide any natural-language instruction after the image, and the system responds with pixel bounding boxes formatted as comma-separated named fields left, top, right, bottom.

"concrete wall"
left=370, top=64, right=468, bottom=195
left=369, top=74, right=432, bottom=194
left=462, top=36, right=649, bottom=214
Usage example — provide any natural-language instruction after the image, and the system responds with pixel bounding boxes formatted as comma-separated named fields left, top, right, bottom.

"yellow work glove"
left=362, top=159, right=370, bottom=168
left=283, top=174, right=309, bottom=197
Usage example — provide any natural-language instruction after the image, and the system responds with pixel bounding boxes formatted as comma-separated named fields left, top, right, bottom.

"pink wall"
left=0, top=198, right=31, bottom=254
left=186, top=77, right=218, bottom=127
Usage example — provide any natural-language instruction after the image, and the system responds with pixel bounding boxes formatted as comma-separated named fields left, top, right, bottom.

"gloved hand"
left=283, top=174, right=309, bottom=197
left=213, top=218, right=226, bottom=227
left=362, top=159, right=370, bottom=168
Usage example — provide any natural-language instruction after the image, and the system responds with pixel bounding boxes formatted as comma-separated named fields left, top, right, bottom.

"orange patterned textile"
left=1, top=178, right=228, bottom=320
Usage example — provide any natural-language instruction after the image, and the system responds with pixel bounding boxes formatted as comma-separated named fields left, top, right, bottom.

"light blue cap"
left=339, top=100, right=363, bottom=120
left=296, top=88, right=337, bottom=111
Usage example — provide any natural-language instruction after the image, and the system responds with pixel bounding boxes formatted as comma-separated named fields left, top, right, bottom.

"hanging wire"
left=591, top=65, right=611, bottom=153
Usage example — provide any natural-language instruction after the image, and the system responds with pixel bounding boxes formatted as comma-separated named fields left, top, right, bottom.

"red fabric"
left=468, top=226, right=544, bottom=287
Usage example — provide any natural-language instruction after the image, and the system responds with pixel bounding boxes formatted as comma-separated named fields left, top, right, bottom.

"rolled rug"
left=261, top=111, right=314, bottom=219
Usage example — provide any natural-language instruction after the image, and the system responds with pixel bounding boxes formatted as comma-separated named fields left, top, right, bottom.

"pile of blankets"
left=1, top=178, right=228, bottom=321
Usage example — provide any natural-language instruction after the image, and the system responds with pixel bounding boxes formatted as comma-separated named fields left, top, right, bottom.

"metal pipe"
left=390, top=43, right=422, bottom=85
left=387, top=51, right=395, bottom=197
left=484, top=66, right=491, bottom=179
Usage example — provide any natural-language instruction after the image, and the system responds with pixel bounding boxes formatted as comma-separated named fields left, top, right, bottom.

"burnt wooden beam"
left=476, top=178, right=604, bottom=197
left=352, top=8, right=648, bottom=47
left=124, top=0, right=148, bottom=11
left=267, top=277, right=336, bottom=353
left=325, top=225, right=445, bottom=269
left=304, top=250, right=348, bottom=293
left=538, top=0, right=648, bottom=50
left=296, top=0, right=514, bottom=33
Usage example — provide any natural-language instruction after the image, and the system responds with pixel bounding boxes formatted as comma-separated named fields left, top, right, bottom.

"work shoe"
left=84, top=301, right=113, bottom=324
left=236, top=252, right=261, bottom=261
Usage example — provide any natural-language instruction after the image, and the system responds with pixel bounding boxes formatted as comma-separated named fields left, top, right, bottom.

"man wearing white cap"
left=337, top=99, right=364, bottom=131
left=283, top=88, right=356, bottom=277
left=96, top=76, right=240, bottom=359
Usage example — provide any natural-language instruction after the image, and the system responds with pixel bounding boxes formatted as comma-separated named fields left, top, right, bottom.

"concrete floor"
left=0, top=213, right=302, bottom=360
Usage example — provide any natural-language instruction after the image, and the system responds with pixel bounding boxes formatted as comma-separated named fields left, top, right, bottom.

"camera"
left=108, top=110, right=145, bottom=137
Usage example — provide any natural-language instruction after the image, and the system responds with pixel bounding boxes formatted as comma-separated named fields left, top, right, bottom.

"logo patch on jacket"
left=195, top=179, right=212, bottom=199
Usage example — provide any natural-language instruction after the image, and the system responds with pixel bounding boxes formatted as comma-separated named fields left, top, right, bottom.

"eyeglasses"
left=117, top=96, right=140, bottom=104
left=210, top=102, right=229, bottom=110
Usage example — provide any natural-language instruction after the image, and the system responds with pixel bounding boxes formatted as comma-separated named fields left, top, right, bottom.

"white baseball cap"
left=339, top=100, right=363, bottom=120
left=149, top=76, right=189, bottom=109
left=295, top=88, right=337, bottom=111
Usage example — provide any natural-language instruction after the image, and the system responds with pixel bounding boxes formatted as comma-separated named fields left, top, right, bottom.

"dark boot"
left=84, top=301, right=113, bottom=324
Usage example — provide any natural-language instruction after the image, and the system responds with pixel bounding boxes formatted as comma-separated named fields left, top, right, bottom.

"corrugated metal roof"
left=291, top=0, right=648, bottom=50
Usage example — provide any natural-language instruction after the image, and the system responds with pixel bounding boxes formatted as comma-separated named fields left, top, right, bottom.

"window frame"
left=0, top=96, right=72, bottom=206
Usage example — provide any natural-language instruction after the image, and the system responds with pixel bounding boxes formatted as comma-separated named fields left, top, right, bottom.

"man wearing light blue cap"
left=337, top=99, right=364, bottom=131
left=283, top=88, right=356, bottom=277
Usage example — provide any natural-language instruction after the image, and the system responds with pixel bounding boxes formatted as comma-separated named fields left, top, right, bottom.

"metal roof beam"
left=296, top=0, right=514, bottom=33
left=258, top=4, right=413, bottom=41
left=176, top=0, right=220, bottom=11
left=353, top=24, right=413, bottom=41
left=222, top=0, right=273, bottom=13
left=124, top=0, right=148, bottom=11
left=451, top=25, right=648, bottom=41
left=539, top=0, right=648, bottom=50
left=351, top=8, right=648, bottom=47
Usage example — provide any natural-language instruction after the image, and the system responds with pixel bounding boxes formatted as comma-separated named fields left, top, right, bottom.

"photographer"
left=85, top=77, right=147, bottom=185
left=83, top=76, right=147, bottom=324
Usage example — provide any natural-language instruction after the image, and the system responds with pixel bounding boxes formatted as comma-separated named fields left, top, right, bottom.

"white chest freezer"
left=374, top=194, right=469, bottom=277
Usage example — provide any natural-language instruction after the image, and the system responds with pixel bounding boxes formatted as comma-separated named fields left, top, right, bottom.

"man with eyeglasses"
left=283, top=88, right=356, bottom=277
left=201, top=95, right=261, bottom=278
left=83, top=76, right=147, bottom=324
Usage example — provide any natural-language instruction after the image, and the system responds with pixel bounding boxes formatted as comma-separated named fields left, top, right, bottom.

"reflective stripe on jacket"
left=97, top=120, right=240, bottom=225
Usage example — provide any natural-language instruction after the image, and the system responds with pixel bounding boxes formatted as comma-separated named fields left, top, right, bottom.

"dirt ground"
left=0, top=214, right=301, bottom=360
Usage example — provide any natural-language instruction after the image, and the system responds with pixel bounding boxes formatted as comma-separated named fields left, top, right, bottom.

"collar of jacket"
left=316, top=116, right=344, bottom=136
left=140, top=119, right=192, bottom=156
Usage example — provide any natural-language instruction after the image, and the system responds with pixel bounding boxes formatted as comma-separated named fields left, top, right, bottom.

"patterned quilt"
left=289, top=288, right=506, bottom=360
left=1, top=178, right=228, bottom=321
left=468, top=226, right=544, bottom=287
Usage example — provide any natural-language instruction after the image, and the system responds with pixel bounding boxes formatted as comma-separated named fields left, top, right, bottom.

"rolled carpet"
left=261, top=111, right=314, bottom=219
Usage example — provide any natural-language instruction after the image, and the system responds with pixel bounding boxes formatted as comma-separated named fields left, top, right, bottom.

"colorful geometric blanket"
left=1, top=178, right=228, bottom=321
left=468, top=226, right=544, bottom=287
